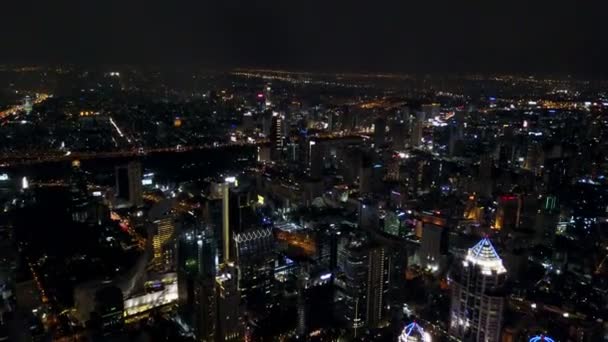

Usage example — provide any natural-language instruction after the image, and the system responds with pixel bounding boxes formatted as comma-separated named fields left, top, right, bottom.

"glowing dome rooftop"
left=398, top=322, right=431, bottom=342
left=529, top=335, right=555, bottom=342
left=465, top=237, right=507, bottom=274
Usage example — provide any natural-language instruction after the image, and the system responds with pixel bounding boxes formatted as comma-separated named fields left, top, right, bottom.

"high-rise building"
left=494, top=194, right=522, bottom=234
left=343, top=233, right=389, bottom=337
left=177, top=224, right=217, bottom=339
left=308, top=140, right=323, bottom=179
left=94, top=286, right=124, bottom=335
left=449, top=238, right=507, bottom=342
left=270, top=112, right=284, bottom=161
left=398, top=322, right=431, bottom=342
left=373, top=117, right=386, bottom=148
left=233, top=228, right=275, bottom=314
left=214, top=177, right=243, bottom=342
left=419, top=222, right=447, bottom=272
left=410, top=119, right=423, bottom=148
left=69, top=160, right=90, bottom=223
left=115, top=161, right=143, bottom=208
left=153, top=215, right=176, bottom=270
left=366, top=246, right=387, bottom=329
left=390, top=120, right=406, bottom=149
left=215, top=263, right=242, bottom=341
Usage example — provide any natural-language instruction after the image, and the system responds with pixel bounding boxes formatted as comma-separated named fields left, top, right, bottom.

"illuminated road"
left=0, top=93, right=49, bottom=122
left=0, top=133, right=365, bottom=166
left=0, top=140, right=266, bottom=166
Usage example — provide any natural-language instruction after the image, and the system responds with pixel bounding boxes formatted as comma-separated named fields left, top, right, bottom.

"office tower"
left=411, top=119, right=423, bottom=147
left=419, top=222, right=447, bottom=272
left=153, top=215, right=176, bottom=270
left=494, top=194, right=521, bottom=233
left=270, top=112, right=284, bottom=161
left=359, top=199, right=379, bottom=231
left=478, top=154, right=494, bottom=198
left=69, top=160, right=90, bottom=223
left=177, top=225, right=217, bottom=337
left=398, top=322, right=431, bottom=342
left=215, top=264, right=242, bottom=342
left=296, top=267, right=309, bottom=338
left=309, top=140, right=322, bottom=179
left=373, top=117, right=386, bottom=148
left=94, top=286, right=124, bottom=335
left=341, top=105, right=354, bottom=132
left=343, top=234, right=369, bottom=337
left=214, top=177, right=243, bottom=342
left=115, top=161, right=143, bottom=208
left=524, top=142, right=544, bottom=176
left=390, top=120, right=406, bottom=149
left=366, top=246, right=387, bottom=329
left=449, top=238, right=507, bottom=342
left=221, top=177, right=236, bottom=263
left=343, top=233, right=389, bottom=337
left=233, top=228, right=275, bottom=314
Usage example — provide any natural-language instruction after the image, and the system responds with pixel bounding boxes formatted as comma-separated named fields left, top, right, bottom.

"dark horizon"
left=2, top=1, right=607, bottom=77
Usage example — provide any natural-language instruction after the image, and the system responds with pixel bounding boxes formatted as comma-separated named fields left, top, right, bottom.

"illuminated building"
left=398, top=322, right=432, bottom=342
left=115, top=161, right=143, bottom=208
left=410, top=119, right=423, bottom=147
left=419, top=222, right=447, bottom=272
left=343, top=233, right=389, bottom=337
left=177, top=225, right=217, bottom=340
left=390, top=120, right=406, bottom=149
left=309, top=140, right=322, bottom=179
left=449, top=238, right=506, bottom=342
left=214, top=177, right=243, bottom=342
left=494, top=194, right=521, bottom=233
left=153, top=215, right=176, bottom=270
left=174, top=116, right=182, bottom=128
left=69, top=160, right=90, bottom=223
left=215, top=263, right=242, bottom=342
left=23, top=95, right=33, bottom=115
left=233, top=228, right=275, bottom=314
left=529, top=335, right=555, bottom=342
left=270, top=112, right=284, bottom=161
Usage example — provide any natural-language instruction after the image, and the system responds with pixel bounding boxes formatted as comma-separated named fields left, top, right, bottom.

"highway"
left=0, top=140, right=266, bottom=166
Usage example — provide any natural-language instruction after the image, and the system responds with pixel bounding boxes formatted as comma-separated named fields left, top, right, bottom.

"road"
left=0, top=93, right=49, bottom=122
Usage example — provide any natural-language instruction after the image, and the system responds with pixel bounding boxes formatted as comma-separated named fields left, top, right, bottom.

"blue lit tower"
left=529, top=336, right=555, bottom=342
left=449, top=238, right=507, bottom=342
left=398, top=322, right=432, bottom=342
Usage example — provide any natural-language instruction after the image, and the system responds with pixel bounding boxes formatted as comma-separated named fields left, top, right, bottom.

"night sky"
left=2, top=1, right=606, bottom=75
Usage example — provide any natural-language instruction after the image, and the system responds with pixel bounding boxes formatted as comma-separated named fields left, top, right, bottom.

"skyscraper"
left=270, top=112, right=284, bottom=161
left=343, top=233, right=389, bottom=337
left=373, top=117, right=386, bottom=148
left=215, top=263, right=242, bottom=341
left=214, top=176, right=243, bottom=342
left=69, top=160, right=90, bottom=223
left=449, top=238, right=507, bottom=342
left=177, top=224, right=217, bottom=340
left=419, top=222, right=447, bottom=272
left=233, top=228, right=275, bottom=314
left=115, top=161, right=143, bottom=208
left=494, top=194, right=521, bottom=234
left=153, top=215, right=176, bottom=270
